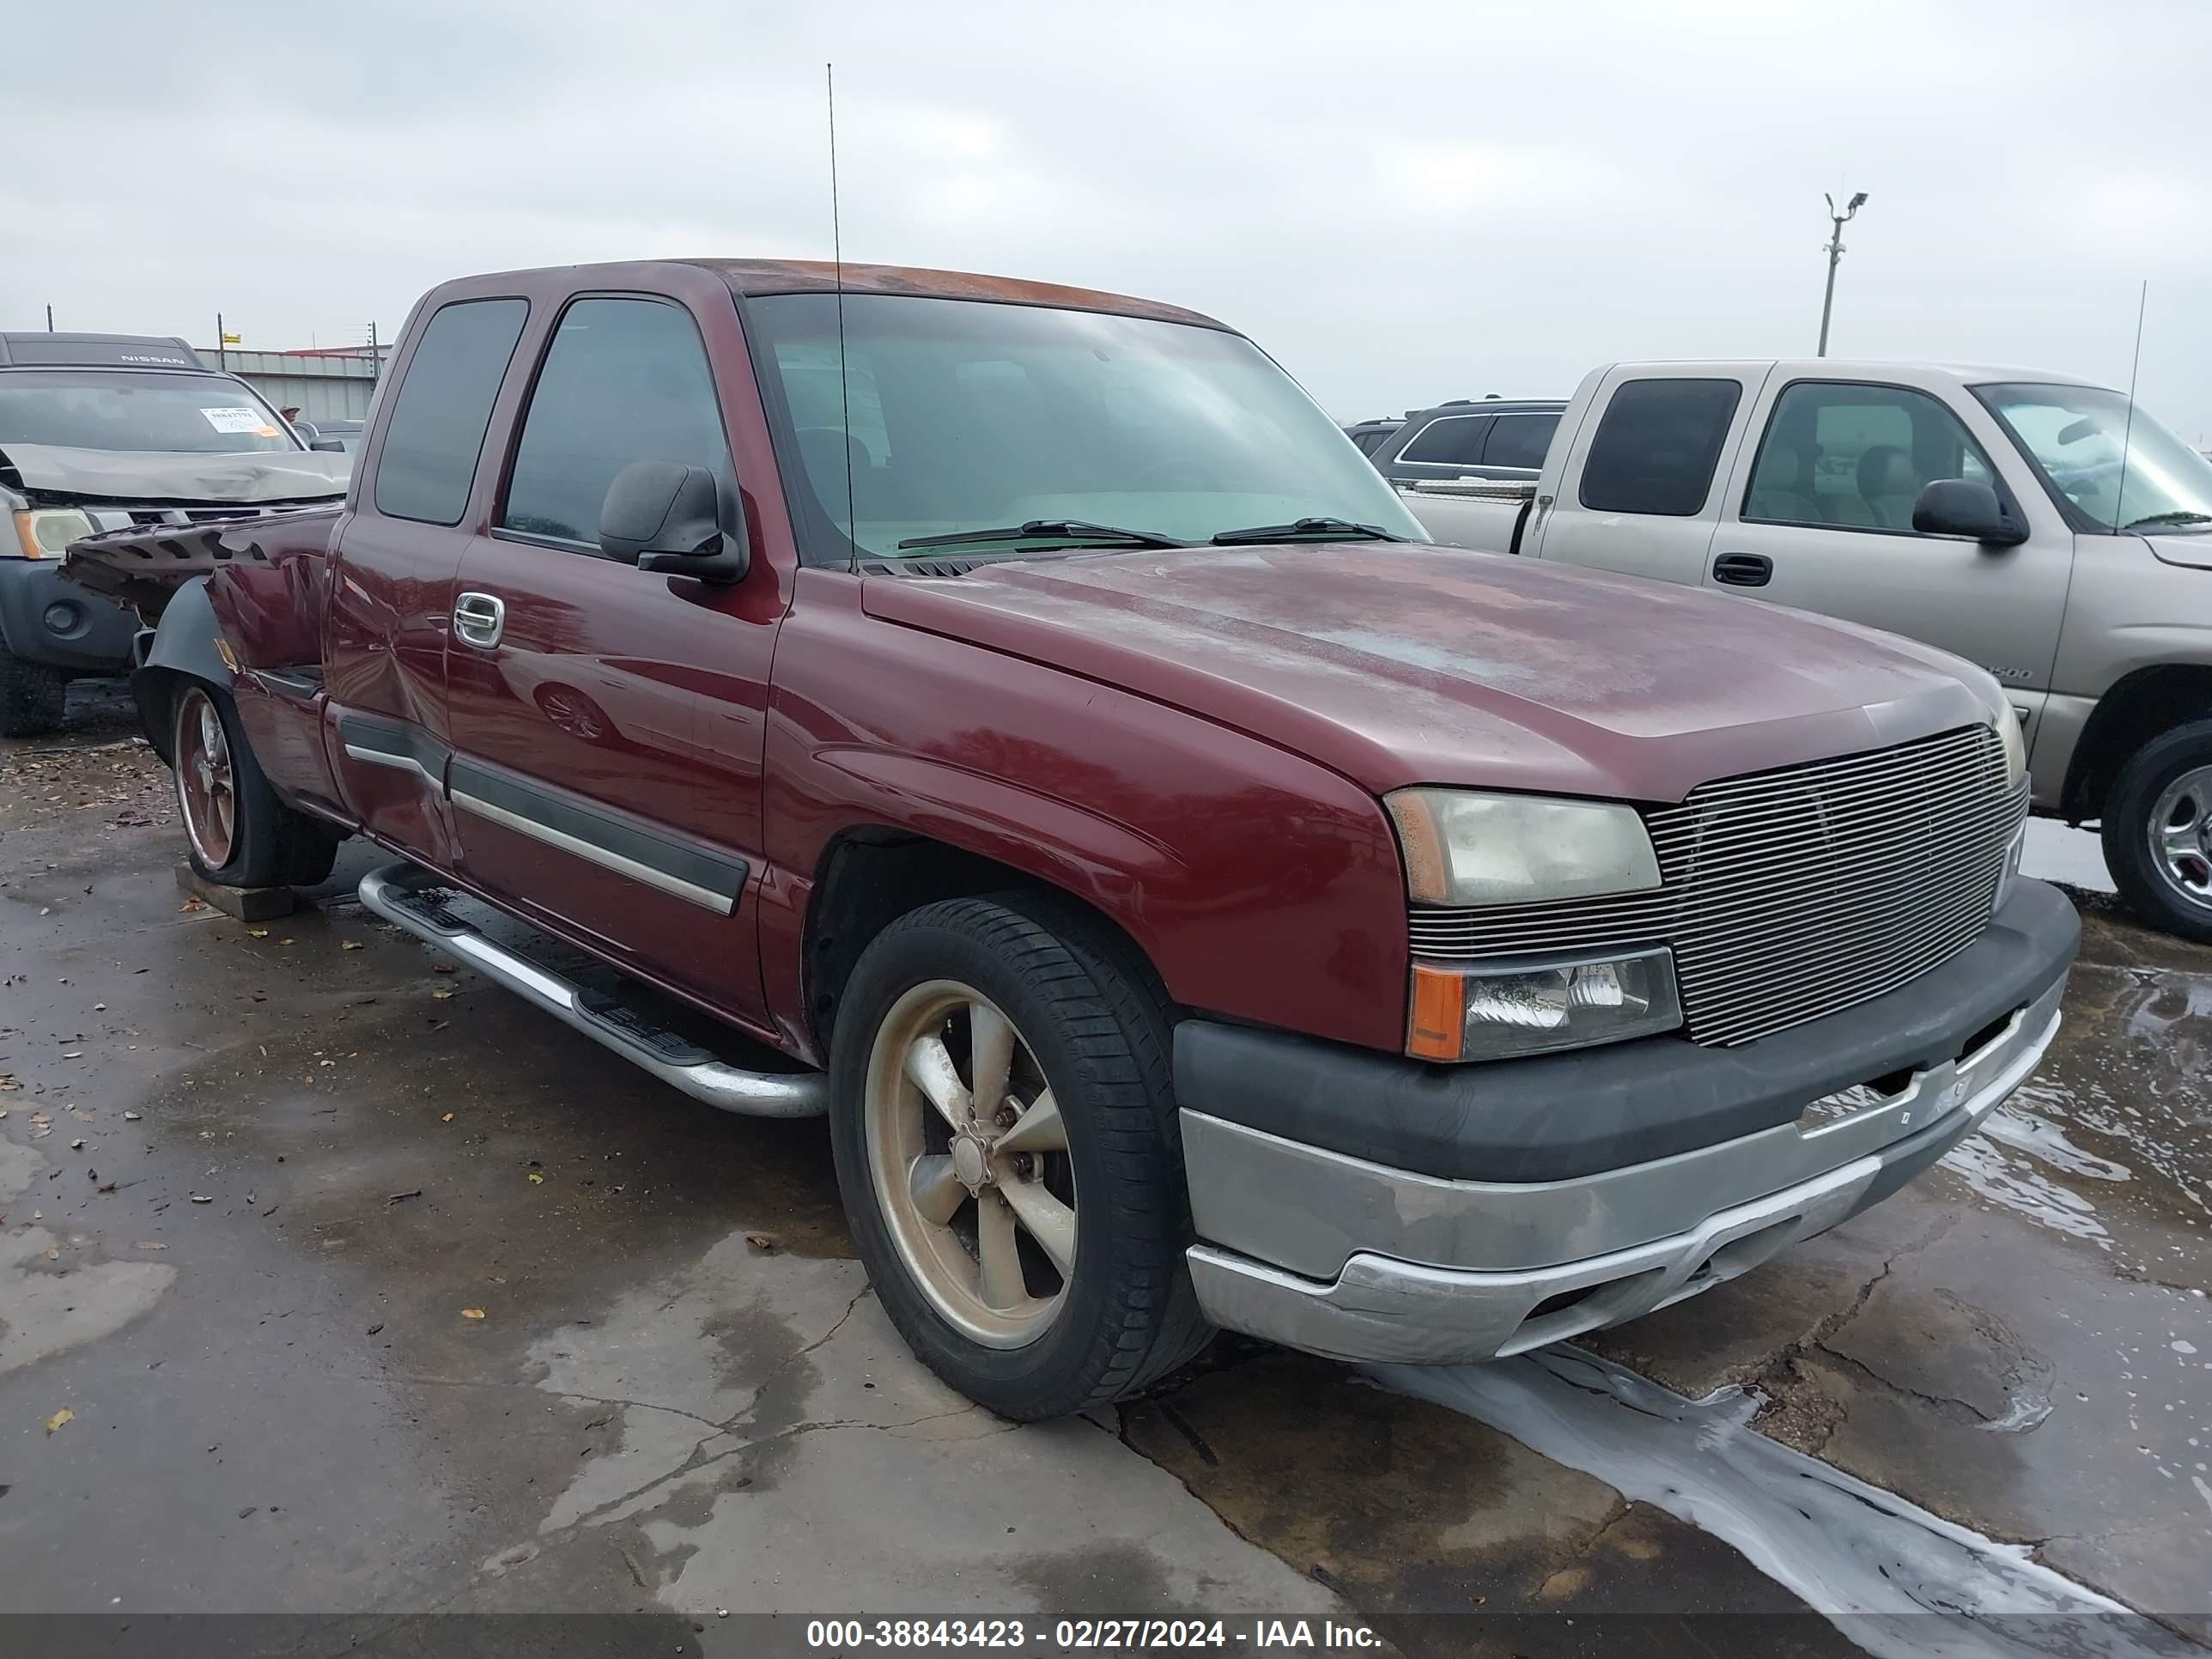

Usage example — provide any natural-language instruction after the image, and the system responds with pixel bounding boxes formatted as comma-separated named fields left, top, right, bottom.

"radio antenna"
left=828, top=62, right=858, bottom=573
left=2113, top=279, right=2147, bottom=535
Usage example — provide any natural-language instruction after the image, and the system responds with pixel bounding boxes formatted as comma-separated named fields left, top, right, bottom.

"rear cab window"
left=1577, top=379, right=1742, bottom=515
left=372, top=298, right=530, bottom=526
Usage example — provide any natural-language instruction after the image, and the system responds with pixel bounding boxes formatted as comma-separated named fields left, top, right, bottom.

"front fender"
left=132, top=578, right=232, bottom=760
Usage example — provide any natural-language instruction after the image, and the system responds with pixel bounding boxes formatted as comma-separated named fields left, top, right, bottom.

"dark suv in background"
left=1362, top=397, right=1566, bottom=483
left=0, top=331, right=349, bottom=734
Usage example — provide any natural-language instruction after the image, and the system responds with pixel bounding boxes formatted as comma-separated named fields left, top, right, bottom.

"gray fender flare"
left=133, top=578, right=230, bottom=763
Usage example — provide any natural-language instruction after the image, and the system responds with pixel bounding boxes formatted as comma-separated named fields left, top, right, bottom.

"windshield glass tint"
left=1974, top=382, right=2212, bottom=534
left=0, top=371, right=297, bottom=454
left=745, top=293, right=1425, bottom=561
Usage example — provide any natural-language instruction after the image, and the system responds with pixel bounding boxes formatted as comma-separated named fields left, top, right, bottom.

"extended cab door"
left=1703, top=373, right=2073, bottom=732
left=441, top=286, right=781, bottom=1024
left=324, top=295, right=532, bottom=869
left=1523, top=367, right=1768, bottom=584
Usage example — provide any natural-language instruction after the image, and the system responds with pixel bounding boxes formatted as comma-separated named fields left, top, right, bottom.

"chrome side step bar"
left=358, top=861, right=826, bottom=1118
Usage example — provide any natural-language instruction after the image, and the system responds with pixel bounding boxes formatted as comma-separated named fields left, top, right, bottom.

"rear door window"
left=501, top=297, right=734, bottom=547
left=1399, top=414, right=1492, bottom=467
left=372, top=298, right=529, bottom=526
left=1483, top=411, right=1559, bottom=471
left=1577, top=379, right=1742, bottom=516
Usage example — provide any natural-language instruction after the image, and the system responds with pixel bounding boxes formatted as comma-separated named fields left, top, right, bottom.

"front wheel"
left=2101, top=718, right=2212, bottom=945
left=172, top=682, right=340, bottom=890
left=827, top=895, right=1210, bottom=1419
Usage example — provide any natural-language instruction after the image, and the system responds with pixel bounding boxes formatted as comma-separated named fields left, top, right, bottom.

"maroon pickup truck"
left=64, top=258, right=2077, bottom=1419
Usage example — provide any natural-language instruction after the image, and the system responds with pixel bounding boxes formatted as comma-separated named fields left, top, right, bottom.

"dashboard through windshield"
left=745, top=292, right=1425, bottom=563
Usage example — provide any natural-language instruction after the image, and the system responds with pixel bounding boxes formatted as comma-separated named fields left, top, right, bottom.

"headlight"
left=1408, top=947, right=1682, bottom=1061
left=1384, top=787, right=1662, bottom=906
left=9, top=507, right=94, bottom=559
left=1995, top=708, right=2027, bottom=789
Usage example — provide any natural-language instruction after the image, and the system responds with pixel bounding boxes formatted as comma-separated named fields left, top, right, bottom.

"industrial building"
left=194, top=344, right=390, bottom=424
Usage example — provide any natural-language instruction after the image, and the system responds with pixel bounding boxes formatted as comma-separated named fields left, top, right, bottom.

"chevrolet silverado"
left=62, top=260, right=2077, bottom=1418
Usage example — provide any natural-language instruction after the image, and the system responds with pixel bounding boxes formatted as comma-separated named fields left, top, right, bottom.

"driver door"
left=442, top=292, right=776, bottom=1018
left=1705, top=374, right=2075, bottom=722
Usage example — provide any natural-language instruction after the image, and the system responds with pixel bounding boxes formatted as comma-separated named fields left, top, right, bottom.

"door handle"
left=1712, top=552, right=1773, bottom=587
left=453, top=591, right=505, bottom=648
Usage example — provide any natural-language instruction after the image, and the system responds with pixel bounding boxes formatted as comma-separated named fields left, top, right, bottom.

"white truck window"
left=1746, top=381, right=1999, bottom=532
left=1577, top=379, right=1741, bottom=517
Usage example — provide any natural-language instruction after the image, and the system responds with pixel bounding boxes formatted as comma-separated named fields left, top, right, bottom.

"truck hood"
left=0, top=441, right=349, bottom=505
left=2146, top=532, right=2212, bottom=572
left=861, top=542, right=2003, bottom=802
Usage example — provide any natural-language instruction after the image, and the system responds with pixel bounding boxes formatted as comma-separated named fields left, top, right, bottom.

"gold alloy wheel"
left=175, top=686, right=238, bottom=871
left=864, top=979, right=1076, bottom=1348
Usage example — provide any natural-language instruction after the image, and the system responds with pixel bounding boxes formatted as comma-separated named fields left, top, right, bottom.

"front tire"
left=0, top=650, right=68, bottom=738
left=171, top=682, right=339, bottom=890
left=827, top=895, right=1211, bottom=1419
left=2102, top=718, right=2212, bottom=945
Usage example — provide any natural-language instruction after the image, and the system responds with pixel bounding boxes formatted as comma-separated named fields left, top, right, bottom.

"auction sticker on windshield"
left=202, top=406, right=280, bottom=436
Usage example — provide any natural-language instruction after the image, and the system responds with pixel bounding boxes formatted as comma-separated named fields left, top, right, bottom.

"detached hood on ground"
left=861, top=542, right=2004, bottom=804
left=0, top=442, right=349, bottom=504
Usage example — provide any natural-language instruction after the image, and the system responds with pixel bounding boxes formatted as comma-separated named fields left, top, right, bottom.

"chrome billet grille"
left=1407, top=725, right=2026, bottom=1047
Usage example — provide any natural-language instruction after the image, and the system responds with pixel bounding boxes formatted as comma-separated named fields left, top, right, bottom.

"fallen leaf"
left=386, top=1189, right=423, bottom=1206
left=189, top=1194, right=213, bottom=1204
left=342, top=941, right=363, bottom=951
left=179, top=897, right=208, bottom=914
left=45, top=1408, right=73, bottom=1435
left=429, top=1019, right=451, bottom=1032
left=124, top=1111, right=142, bottom=1121
left=246, top=928, right=269, bottom=939
left=365, top=1322, right=384, bottom=1336
left=432, top=963, right=457, bottom=975
left=460, top=1308, right=486, bottom=1321
left=744, top=1233, right=777, bottom=1253
left=279, top=939, right=295, bottom=946
left=134, top=1242, right=167, bottom=1251
left=70, top=1138, right=83, bottom=1151
left=430, top=988, right=453, bottom=1001
left=526, top=1171, right=544, bottom=1185
left=440, top=1112, right=453, bottom=1123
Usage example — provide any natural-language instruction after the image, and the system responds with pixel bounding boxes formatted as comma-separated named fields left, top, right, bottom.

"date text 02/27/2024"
left=802, top=1620, right=1383, bottom=1650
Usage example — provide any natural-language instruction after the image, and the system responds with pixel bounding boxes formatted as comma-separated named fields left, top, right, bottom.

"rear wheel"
left=2102, top=719, right=2212, bottom=945
left=172, top=682, right=339, bottom=890
left=0, top=651, right=67, bottom=738
left=828, top=895, right=1211, bottom=1419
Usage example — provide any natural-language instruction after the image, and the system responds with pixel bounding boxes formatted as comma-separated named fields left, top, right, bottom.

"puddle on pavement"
left=1932, top=951, right=2209, bottom=1267
left=1374, top=1347, right=2199, bottom=1659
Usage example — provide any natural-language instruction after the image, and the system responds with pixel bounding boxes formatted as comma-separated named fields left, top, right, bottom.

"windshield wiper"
left=2120, top=511, right=2212, bottom=533
left=1209, top=517, right=1407, bottom=545
left=896, top=520, right=1186, bottom=551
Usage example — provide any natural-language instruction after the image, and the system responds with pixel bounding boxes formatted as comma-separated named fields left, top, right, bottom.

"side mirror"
left=1911, top=479, right=2028, bottom=548
left=599, top=460, right=749, bottom=583
left=308, top=437, right=346, bottom=453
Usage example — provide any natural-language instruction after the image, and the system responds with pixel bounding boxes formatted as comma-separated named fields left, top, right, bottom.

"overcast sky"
left=9, top=0, right=2209, bottom=439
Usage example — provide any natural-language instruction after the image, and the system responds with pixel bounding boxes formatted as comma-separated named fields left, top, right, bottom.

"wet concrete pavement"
left=2, top=706, right=2207, bottom=1651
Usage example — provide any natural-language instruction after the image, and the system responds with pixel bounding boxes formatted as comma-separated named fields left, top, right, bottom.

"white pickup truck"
left=1403, top=358, right=2212, bottom=942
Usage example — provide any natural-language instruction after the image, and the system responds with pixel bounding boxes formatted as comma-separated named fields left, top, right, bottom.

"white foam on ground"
left=1370, top=1346, right=2192, bottom=1658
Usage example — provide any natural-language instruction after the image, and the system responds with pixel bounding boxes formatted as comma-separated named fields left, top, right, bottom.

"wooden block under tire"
left=174, top=862, right=295, bottom=922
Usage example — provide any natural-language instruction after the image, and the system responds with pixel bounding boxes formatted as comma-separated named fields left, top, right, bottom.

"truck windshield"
left=1973, top=382, right=2212, bottom=535
left=745, top=293, right=1425, bottom=562
left=0, top=370, right=299, bottom=456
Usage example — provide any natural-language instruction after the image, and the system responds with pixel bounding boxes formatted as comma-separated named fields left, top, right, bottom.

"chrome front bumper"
left=1182, top=978, right=2064, bottom=1365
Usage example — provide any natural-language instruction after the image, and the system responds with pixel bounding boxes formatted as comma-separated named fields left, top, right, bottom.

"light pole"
left=1817, top=191, right=1868, bottom=357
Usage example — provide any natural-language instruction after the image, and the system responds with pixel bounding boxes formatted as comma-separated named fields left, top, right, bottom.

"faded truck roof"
left=675, top=258, right=1231, bottom=330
